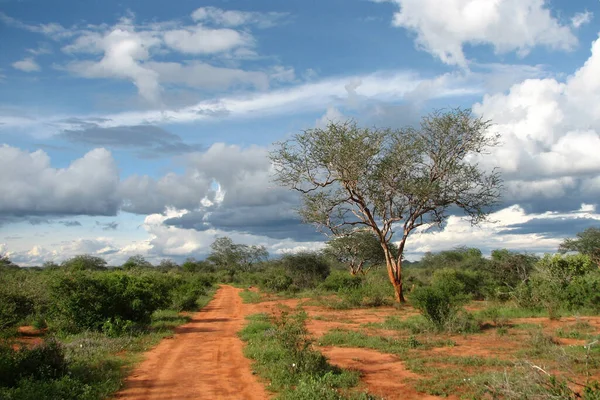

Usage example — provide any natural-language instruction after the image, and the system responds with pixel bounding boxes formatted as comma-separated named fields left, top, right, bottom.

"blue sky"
left=1, top=0, right=599, bottom=265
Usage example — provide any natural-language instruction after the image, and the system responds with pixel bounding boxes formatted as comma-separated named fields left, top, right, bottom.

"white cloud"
left=316, top=107, right=345, bottom=128
left=3, top=9, right=286, bottom=103
left=376, top=0, right=577, bottom=66
left=0, top=69, right=480, bottom=134
left=147, top=61, right=270, bottom=91
left=12, top=57, right=41, bottom=72
left=0, top=145, right=120, bottom=216
left=571, top=11, right=593, bottom=29
left=472, top=34, right=600, bottom=211
left=162, top=25, right=252, bottom=54
left=191, top=6, right=287, bottom=28
left=405, top=205, right=600, bottom=258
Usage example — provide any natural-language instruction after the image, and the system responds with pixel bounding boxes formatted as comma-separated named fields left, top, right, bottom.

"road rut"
left=115, top=285, right=267, bottom=400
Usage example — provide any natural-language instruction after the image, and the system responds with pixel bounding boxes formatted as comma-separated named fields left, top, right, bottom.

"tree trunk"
left=382, top=243, right=405, bottom=303
left=392, top=277, right=404, bottom=303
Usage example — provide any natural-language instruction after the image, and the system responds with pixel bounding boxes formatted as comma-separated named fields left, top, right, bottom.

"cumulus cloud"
left=374, top=0, right=577, bottom=66
left=0, top=145, right=120, bottom=217
left=12, top=57, right=40, bottom=72
left=404, top=205, right=600, bottom=258
left=472, top=35, right=600, bottom=212
left=119, top=143, right=294, bottom=214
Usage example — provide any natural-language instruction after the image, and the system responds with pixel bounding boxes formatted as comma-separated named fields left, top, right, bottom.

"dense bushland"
left=0, top=256, right=216, bottom=399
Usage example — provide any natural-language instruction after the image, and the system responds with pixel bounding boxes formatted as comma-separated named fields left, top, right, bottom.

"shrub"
left=50, top=271, right=171, bottom=333
left=261, top=269, right=294, bottom=292
left=0, top=290, right=34, bottom=330
left=410, top=274, right=470, bottom=330
left=240, top=311, right=361, bottom=397
left=0, top=339, right=67, bottom=388
left=281, top=252, right=331, bottom=289
left=320, top=271, right=363, bottom=292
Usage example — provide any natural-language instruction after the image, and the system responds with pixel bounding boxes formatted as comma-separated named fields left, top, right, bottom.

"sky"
left=1, top=0, right=600, bottom=266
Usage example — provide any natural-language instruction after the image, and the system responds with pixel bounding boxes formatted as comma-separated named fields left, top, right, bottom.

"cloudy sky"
left=1, top=0, right=599, bottom=266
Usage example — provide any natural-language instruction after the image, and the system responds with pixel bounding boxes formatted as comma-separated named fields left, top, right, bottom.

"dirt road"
left=115, top=285, right=268, bottom=400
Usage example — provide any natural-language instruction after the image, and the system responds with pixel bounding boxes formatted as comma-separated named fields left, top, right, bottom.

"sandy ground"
left=115, top=285, right=268, bottom=400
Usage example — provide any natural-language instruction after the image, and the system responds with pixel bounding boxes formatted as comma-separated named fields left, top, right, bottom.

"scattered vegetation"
left=239, top=311, right=376, bottom=399
left=2, top=221, right=600, bottom=399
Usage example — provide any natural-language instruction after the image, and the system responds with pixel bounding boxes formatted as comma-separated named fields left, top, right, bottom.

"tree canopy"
left=324, top=230, right=387, bottom=275
left=559, top=227, right=600, bottom=268
left=207, top=236, right=269, bottom=271
left=270, top=108, right=502, bottom=302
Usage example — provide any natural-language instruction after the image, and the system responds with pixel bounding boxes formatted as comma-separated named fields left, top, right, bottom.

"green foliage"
left=240, top=311, right=362, bottom=399
left=410, top=272, right=472, bottom=331
left=208, top=236, right=268, bottom=271
left=61, top=255, right=107, bottom=271
left=121, top=255, right=152, bottom=270
left=320, top=271, right=363, bottom=292
left=0, top=339, right=67, bottom=388
left=324, top=231, right=386, bottom=275
left=50, top=271, right=172, bottom=332
left=0, top=290, right=34, bottom=330
left=280, top=252, right=331, bottom=290
left=559, top=227, right=600, bottom=267
left=538, top=253, right=596, bottom=284
left=261, top=268, right=294, bottom=292
left=270, top=110, right=502, bottom=302
left=513, top=254, right=600, bottom=314
left=239, top=289, right=262, bottom=304
left=181, top=258, right=214, bottom=273
left=487, top=249, right=538, bottom=298
left=169, top=275, right=213, bottom=311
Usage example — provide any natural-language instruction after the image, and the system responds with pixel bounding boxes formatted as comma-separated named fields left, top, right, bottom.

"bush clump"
left=410, top=271, right=473, bottom=331
left=50, top=272, right=171, bottom=333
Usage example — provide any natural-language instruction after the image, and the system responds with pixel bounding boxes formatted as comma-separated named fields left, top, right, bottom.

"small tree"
left=208, top=237, right=268, bottom=271
left=270, top=108, right=502, bottom=302
left=324, top=230, right=386, bottom=275
left=122, top=255, right=152, bottom=270
left=61, top=255, right=107, bottom=271
left=559, top=227, right=600, bottom=268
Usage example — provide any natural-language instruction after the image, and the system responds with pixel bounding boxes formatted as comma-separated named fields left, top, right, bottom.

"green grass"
left=239, top=312, right=379, bottom=399
left=239, top=289, right=263, bottom=304
left=555, top=321, right=597, bottom=340
left=363, top=315, right=434, bottom=333
left=318, top=329, right=454, bottom=355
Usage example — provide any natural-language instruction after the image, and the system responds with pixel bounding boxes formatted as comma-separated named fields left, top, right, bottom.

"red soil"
left=115, top=285, right=268, bottom=400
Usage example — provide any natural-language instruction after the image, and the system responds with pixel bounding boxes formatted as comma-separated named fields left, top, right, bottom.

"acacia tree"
left=270, top=108, right=502, bottom=302
left=559, top=227, right=600, bottom=268
left=324, top=230, right=387, bottom=275
left=208, top=236, right=269, bottom=271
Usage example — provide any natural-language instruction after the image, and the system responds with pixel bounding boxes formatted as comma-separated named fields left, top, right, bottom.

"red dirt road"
left=115, top=285, right=268, bottom=400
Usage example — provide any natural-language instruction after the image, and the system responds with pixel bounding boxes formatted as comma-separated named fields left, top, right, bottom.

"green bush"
left=0, top=376, right=96, bottom=400
left=281, top=252, right=331, bottom=290
left=0, top=339, right=67, bottom=388
left=261, top=269, right=294, bottom=292
left=240, top=311, right=360, bottom=397
left=0, top=290, right=34, bottom=330
left=410, top=273, right=470, bottom=330
left=320, top=271, right=363, bottom=292
left=50, top=271, right=171, bottom=333
left=169, top=274, right=212, bottom=311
